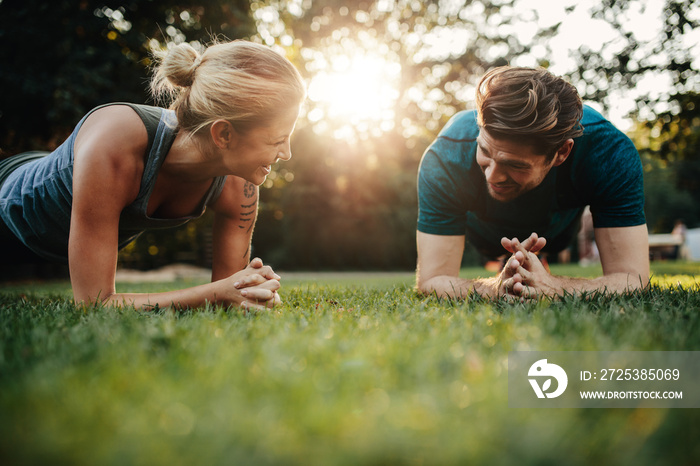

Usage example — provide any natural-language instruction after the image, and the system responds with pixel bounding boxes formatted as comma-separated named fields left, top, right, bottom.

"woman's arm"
left=103, top=260, right=281, bottom=311
left=209, top=176, right=260, bottom=281
left=69, top=105, right=143, bottom=305
left=69, top=106, right=279, bottom=311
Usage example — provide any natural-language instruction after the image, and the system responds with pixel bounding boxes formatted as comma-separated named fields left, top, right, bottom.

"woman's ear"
left=210, top=120, right=237, bottom=149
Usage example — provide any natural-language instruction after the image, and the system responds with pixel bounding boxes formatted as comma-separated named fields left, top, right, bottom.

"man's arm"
left=595, top=224, right=650, bottom=289
left=416, top=231, right=502, bottom=298
left=506, top=225, right=649, bottom=298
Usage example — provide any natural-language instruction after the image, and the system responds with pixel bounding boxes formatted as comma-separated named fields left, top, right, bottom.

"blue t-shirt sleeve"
left=417, top=148, right=469, bottom=235
left=573, top=115, right=646, bottom=228
left=416, top=111, right=478, bottom=235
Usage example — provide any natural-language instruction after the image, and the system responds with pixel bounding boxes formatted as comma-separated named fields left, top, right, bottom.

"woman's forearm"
left=98, top=281, right=234, bottom=311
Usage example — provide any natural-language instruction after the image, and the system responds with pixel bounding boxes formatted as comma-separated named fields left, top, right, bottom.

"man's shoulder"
left=580, top=104, right=608, bottom=127
left=573, top=105, right=636, bottom=159
left=579, top=105, right=628, bottom=139
left=437, top=110, right=480, bottom=141
left=423, top=110, right=478, bottom=166
left=418, top=111, right=480, bottom=194
left=566, top=105, right=645, bottom=227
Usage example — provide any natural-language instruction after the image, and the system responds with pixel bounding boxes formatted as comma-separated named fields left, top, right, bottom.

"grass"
left=1, top=262, right=699, bottom=465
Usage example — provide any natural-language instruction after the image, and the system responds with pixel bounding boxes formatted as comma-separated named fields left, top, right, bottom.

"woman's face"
left=229, top=106, right=300, bottom=185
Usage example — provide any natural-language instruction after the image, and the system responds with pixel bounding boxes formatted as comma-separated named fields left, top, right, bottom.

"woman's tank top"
left=0, top=103, right=227, bottom=262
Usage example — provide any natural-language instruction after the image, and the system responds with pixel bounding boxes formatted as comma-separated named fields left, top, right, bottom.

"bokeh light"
left=304, top=39, right=402, bottom=143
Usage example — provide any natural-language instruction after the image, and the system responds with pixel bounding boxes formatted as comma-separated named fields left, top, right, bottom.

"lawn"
left=1, top=262, right=699, bottom=465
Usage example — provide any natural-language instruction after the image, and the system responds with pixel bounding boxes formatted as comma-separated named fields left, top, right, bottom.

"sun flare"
left=306, top=52, right=401, bottom=141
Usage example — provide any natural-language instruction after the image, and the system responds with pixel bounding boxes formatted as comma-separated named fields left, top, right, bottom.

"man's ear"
left=210, top=119, right=237, bottom=149
left=552, top=139, right=574, bottom=167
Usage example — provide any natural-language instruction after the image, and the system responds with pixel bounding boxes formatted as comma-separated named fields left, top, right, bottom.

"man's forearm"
left=539, top=272, right=649, bottom=297
left=507, top=233, right=650, bottom=299
left=417, top=275, right=499, bottom=299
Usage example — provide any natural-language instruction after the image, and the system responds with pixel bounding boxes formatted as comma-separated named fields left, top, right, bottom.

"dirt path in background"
left=115, top=264, right=415, bottom=283
left=115, top=264, right=212, bottom=282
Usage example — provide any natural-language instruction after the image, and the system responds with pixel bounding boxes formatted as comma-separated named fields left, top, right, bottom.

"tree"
left=250, top=0, right=700, bottom=268
left=4, top=0, right=699, bottom=270
left=632, top=91, right=700, bottom=231
left=0, top=0, right=255, bottom=156
left=247, top=0, right=563, bottom=269
left=574, top=0, right=700, bottom=231
left=566, top=0, right=699, bottom=121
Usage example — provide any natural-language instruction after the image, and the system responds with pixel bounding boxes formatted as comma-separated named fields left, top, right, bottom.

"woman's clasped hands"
left=227, top=258, right=282, bottom=310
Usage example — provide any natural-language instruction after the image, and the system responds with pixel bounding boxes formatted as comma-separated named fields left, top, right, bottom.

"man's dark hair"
left=476, top=66, right=584, bottom=161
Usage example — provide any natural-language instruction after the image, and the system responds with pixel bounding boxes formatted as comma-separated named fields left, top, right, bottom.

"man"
left=416, top=66, right=649, bottom=299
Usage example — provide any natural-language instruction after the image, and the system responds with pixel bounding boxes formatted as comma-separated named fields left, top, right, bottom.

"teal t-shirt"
left=416, top=106, right=645, bottom=256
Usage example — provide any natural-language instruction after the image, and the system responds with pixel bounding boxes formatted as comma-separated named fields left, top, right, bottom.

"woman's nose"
left=277, top=143, right=292, bottom=161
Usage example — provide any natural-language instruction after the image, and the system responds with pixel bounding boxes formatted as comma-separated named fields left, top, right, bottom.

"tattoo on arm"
left=238, top=209, right=257, bottom=229
left=240, top=184, right=256, bottom=259
left=243, top=181, right=256, bottom=198
left=239, top=182, right=258, bottom=229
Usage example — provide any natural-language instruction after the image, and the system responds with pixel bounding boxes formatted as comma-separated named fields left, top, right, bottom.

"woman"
left=0, top=40, right=306, bottom=311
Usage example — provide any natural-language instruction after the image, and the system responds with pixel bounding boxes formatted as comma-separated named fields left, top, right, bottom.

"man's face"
left=475, top=128, right=560, bottom=202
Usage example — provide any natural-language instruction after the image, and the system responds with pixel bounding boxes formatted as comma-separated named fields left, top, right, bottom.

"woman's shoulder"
left=84, top=103, right=155, bottom=133
left=76, top=105, right=150, bottom=156
left=73, top=104, right=152, bottom=191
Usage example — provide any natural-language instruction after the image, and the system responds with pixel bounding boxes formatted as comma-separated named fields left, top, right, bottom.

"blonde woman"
left=0, top=40, right=306, bottom=311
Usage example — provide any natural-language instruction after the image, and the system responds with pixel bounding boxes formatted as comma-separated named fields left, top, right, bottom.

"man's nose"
left=484, top=162, right=506, bottom=183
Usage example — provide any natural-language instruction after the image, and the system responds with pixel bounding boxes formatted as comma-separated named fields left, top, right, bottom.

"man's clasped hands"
left=497, top=232, right=554, bottom=301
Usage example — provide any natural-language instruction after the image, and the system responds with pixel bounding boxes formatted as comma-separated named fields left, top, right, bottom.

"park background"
left=2, top=3, right=700, bottom=465
left=1, top=0, right=699, bottom=271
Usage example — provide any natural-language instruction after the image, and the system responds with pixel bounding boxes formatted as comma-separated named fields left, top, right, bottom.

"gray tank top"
left=0, top=103, right=227, bottom=262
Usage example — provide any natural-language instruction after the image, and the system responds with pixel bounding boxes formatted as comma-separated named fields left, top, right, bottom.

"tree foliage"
left=249, top=0, right=560, bottom=269
left=2, top=0, right=699, bottom=269
left=582, top=0, right=700, bottom=230
left=0, top=0, right=255, bottom=156
left=571, top=0, right=700, bottom=231
left=567, top=0, right=699, bottom=118
left=633, top=91, right=700, bottom=231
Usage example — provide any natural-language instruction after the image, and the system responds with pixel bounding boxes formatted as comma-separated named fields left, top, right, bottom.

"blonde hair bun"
left=154, top=42, right=201, bottom=89
left=151, top=40, right=306, bottom=135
